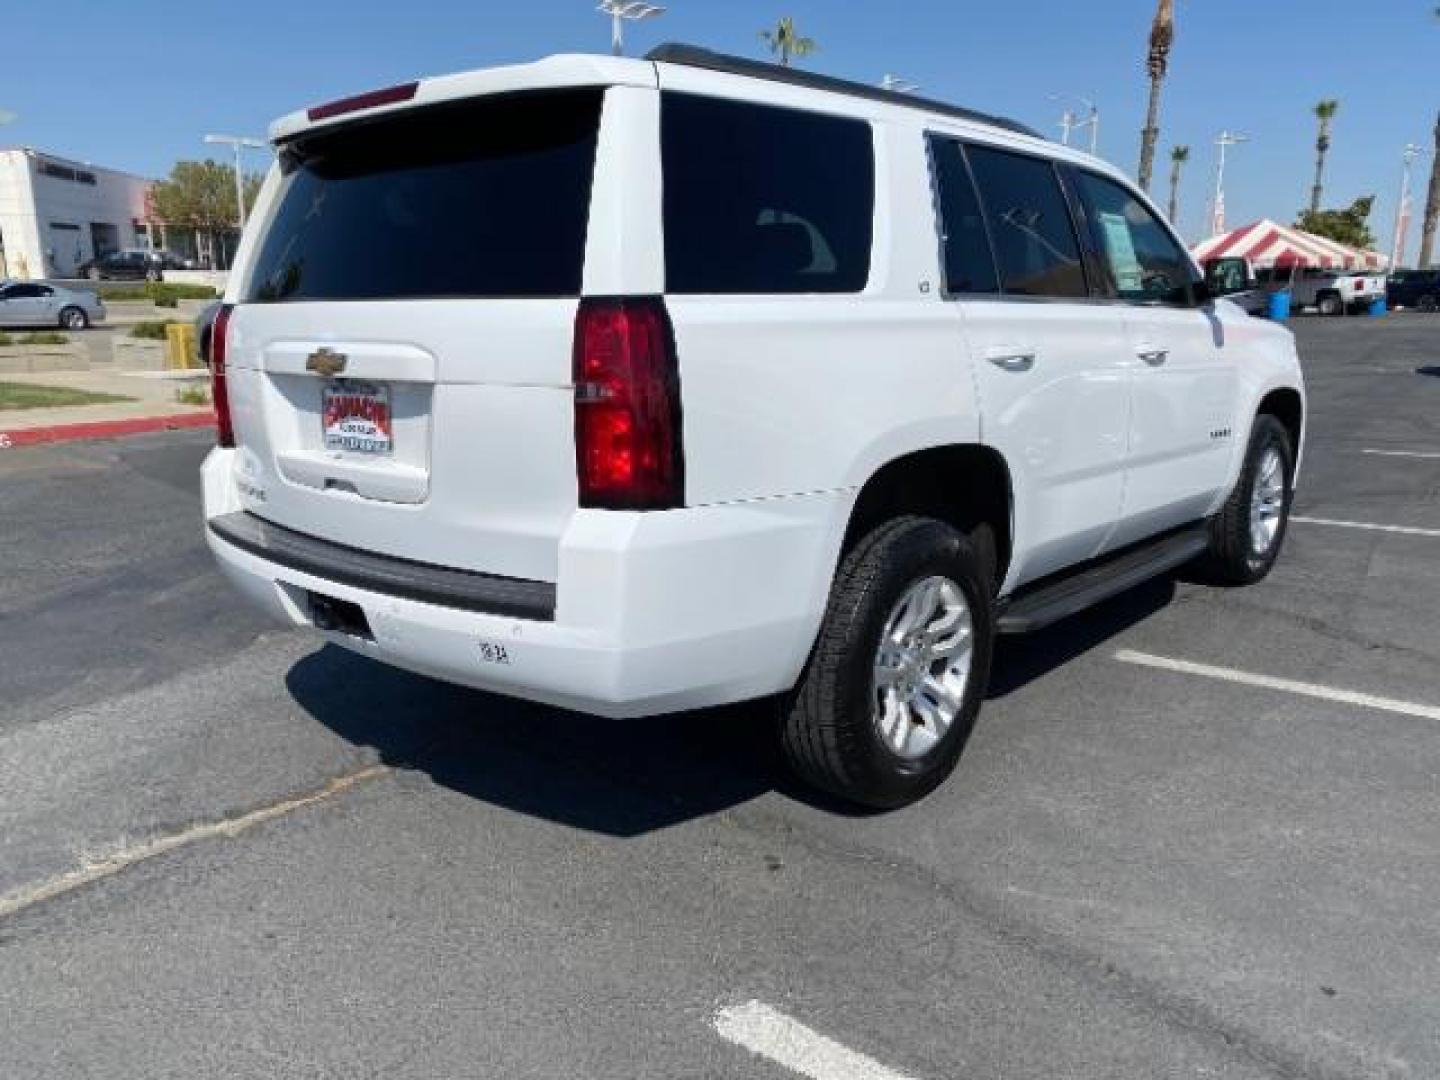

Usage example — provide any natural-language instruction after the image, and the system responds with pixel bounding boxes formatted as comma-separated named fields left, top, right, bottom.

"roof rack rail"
left=644, top=43, right=1043, bottom=140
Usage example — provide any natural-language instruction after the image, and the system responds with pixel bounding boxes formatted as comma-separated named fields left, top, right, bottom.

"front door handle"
left=986, top=348, right=1037, bottom=373
left=1137, top=346, right=1170, bottom=366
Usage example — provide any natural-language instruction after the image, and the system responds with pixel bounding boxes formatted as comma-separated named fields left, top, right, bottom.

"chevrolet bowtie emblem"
left=305, top=347, right=348, bottom=377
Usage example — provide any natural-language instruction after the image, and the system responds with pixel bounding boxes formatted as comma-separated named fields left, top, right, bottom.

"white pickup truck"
left=1263, top=265, right=1387, bottom=316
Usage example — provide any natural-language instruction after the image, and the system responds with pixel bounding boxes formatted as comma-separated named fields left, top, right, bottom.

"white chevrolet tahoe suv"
left=203, top=46, right=1306, bottom=808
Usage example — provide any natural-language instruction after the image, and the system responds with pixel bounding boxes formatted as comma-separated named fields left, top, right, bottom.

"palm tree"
left=1421, top=8, right=1440, bottom=267
left=1167, top=145, right=1190, bottom=226
left=1309, top=100, right=1340, bottom=215
left=760, top=16, right=817, bottom=68
left=1420, top=109, right=1440, bottom=268
left=1136, top=0, right=1176, bottom=191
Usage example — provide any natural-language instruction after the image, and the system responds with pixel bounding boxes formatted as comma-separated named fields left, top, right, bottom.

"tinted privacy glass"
left=1072, top=170, right=1198, bottom=305
left=244, top=90, right=603, bottom=302
left=930, top=138, right=998, bottom=294
left=662, top=94, right=873, bottom=294
left=965, top=146, right=1087, bottom=298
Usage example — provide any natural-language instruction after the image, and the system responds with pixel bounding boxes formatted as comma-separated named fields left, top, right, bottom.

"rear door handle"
left=985, top=348, right=1037, bottom=372
left=1137, top=346, right=1169, bottom=366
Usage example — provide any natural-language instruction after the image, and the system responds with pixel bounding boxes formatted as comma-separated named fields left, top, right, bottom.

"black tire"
left=87, top=266, right=102, bottom=281
left=780, top=516, right=994, bottom=809
left=1317, top=293, right=1342, bottom=317
left=1203, top=415, right=1294, bottom=586
left=1418, top=294, right=1438, bottom=313
left=58, top=306, right=88, bottom=331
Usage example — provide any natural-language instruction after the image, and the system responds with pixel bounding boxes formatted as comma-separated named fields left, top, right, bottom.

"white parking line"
left=714, top=1001, right=922, bottom=1080
left=1292, top=516, right=1440, bottom=539
left=1362, top=449, right=1440, bottom=460
left=1114, top=651, right=1440, bottom=722
left=0, top=765, right=388, bottom=921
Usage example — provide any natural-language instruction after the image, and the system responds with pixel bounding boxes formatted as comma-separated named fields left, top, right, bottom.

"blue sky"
left=4, top=1, right=1436, bottom=253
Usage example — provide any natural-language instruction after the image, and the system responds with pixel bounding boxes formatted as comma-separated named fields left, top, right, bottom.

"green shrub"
left=17, top=331, right=68, bottom=345
left=0, top=332, right=11, bottom=346
left=129, top=320, right=182, bottom=340
left=96, top=283, right=218, bottom=304
left=175, top=384, right=212, bottom=407
left=144, top=282, right=216, bottom=304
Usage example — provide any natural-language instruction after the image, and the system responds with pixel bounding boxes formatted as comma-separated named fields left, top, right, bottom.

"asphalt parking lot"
left=1, top=316, right=1437, bottom=1079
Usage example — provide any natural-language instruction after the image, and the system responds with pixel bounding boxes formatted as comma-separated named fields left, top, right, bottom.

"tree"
left=1421, top=9, right=1440, bottom=267
left=760, top=16, right=816, bottom=68
left=148, top=160, right=263, bottom=263
left=1296, top=196, right=1377, bottom=251
left=1309, top=100, right=1339, bottom=215
left=1136, top=0, right=1175, bottom=191
left=1420, top=109, right=1440, bottom=268
left=1167, top=145, right=1190, bottom=226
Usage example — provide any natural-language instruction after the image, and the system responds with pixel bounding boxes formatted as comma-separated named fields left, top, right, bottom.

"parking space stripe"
left=1292, top=516, right=1440, bottom=539
left=0, top=765, right=388, bottom=921
left=714, top=1001, right=922, bottom=1080
left=1114, top=651, right=1440, bottom=722
left=1361, top=449, right=1440, bottom=460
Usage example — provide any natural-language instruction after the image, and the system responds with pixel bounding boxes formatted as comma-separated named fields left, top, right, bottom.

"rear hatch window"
left=245, top=89, right=603, bottom=302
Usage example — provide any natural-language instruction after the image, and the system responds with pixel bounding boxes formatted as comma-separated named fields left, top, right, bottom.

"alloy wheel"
left=871, top=575, right=974, bottom=761
left=1249, top=446, right=1286, bottom=556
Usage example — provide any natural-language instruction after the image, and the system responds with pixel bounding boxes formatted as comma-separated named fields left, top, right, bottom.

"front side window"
left=965, top=145, right=1087, bottom=299
left=929, top=137, right=998, bottom=295
left=1072, top=170, right=1199, bottom=306
left=662, top=93, right=874, bottom=294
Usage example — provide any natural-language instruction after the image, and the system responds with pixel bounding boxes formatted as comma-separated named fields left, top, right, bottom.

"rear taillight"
left=1354, top=277, right=1366, bottom=291
left=209, top=304, right=235, bottom=448
left=573, top=297, right=683, bottom=510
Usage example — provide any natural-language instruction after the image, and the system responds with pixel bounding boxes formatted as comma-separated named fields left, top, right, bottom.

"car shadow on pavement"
left=1418, top=365, right=1440, bottom=377
left=987, top=575, right=1176, bottom=699
left=288, top=574, right=1179, bottom=835
left=286, top=645, right=780, bottom=837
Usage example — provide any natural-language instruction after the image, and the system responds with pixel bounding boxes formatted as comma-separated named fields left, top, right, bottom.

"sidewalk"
left=0, top=368, right=213, bottom=446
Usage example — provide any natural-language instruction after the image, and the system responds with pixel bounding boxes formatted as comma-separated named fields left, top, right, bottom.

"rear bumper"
left=202, top=448, right=845, bottom=718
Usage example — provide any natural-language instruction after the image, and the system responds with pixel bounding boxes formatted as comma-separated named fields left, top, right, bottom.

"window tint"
left=245, top=90, right=602, bottom=302
left=662, top=94, right=873, bottom=294
left=3, top=284, right=45, bottom=299
left=929, top=138, right=998, bottom=294
left=965, top=145, right=1087, bottom=298
left=1072, top=170, right=1199, bottom=305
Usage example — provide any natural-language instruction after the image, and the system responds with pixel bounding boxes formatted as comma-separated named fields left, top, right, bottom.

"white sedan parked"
left=0, top=281, right=105, bottom=329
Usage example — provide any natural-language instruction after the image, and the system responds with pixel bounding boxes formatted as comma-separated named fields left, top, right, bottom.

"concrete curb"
left=0, top=411, right=214, bottom=449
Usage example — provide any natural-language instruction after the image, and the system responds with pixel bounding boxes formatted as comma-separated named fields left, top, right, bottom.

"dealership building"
left=0, top=147, right=153, bottom=279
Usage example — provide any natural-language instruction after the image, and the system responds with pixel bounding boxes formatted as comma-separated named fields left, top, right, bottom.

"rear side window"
left=662, top=94, right=874, bottom=294
left=965, top=145, right=1087, bottom=299
left=929, top=137, right=998, bottom=295
left=244, top=90, right=603, bottom=302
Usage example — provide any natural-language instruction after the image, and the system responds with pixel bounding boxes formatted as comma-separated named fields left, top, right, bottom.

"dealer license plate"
left=322, top=381, right=393, bottom=455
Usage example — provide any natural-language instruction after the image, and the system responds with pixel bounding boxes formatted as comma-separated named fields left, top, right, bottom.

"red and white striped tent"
left=1192, top=219, right=1388, bottom=271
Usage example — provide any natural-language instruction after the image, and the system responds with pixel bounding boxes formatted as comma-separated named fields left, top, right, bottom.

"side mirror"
left=1203, top=256, right=1255, bottom=297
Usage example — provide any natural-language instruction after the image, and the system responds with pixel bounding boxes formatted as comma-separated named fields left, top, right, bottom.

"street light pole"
left=1211, top=130, right=1249, bottom=236
left=597, top=1, right=665, bottom=57
left=1051, top=95, right=1099, bottom=155
left=203, top=134, right=267, bottom=228
left=1390, top=143, right=1424, bottom=270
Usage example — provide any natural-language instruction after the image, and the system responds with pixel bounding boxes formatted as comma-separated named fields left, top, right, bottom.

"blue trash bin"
left=1267, top=290, right=1292, bottom=321
left=1369, top=297, right=1387, bottom=317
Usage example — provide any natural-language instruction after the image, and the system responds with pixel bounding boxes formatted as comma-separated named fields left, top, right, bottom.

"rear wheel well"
left=844, top=446, right=1012, bottom=589
left=1257, top=388, right=1302, bottom=453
